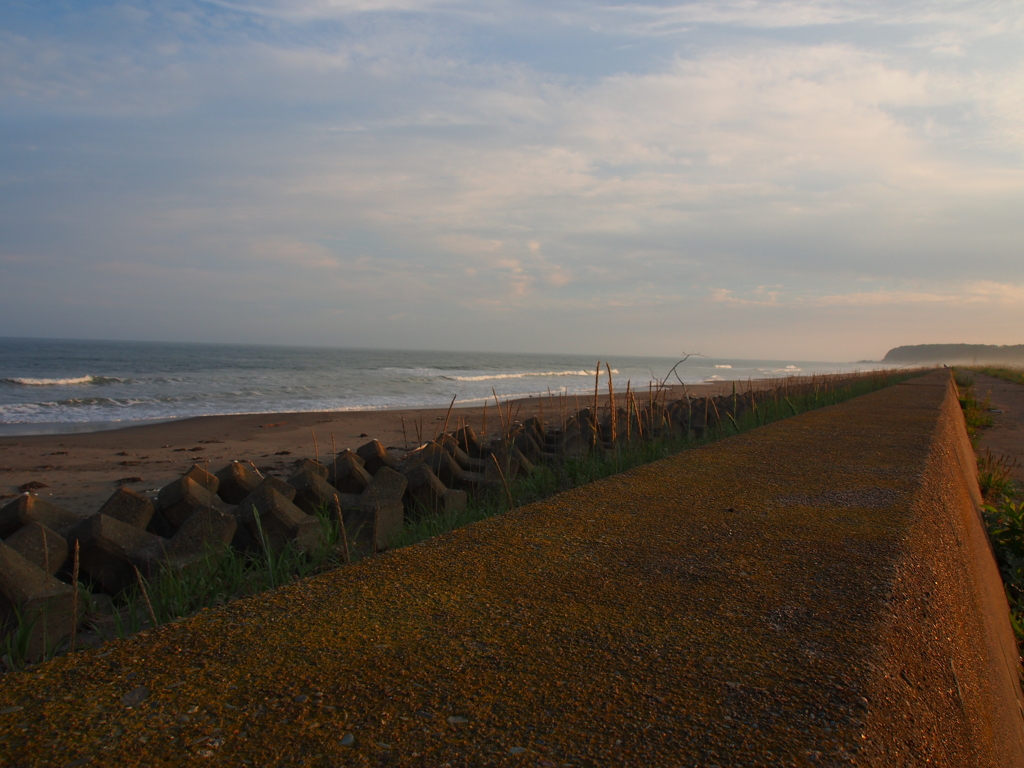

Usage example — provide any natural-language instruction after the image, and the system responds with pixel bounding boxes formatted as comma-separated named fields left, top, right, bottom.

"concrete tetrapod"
left=97, top=487, right=155, bottom=530
left=0, top=371, right=1021, bottom=766
left=3, top=522, right=68, bottom=576
left=71, top=514, right=166, bottom=594
left=0, top=543, right=83, bottom=662
left=0, top=495, right=79, bottom=540
left=214, top=461, right=262, bottom=505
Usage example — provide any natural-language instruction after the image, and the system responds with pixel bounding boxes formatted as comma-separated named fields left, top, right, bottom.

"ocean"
left=0, top=338, right=890, bottom=436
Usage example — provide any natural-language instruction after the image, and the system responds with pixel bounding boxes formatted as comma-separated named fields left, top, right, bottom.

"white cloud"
left=1, top=0, right=1023, bottom=357
left=209, top=0, right=457, bottom=17
left=250, top=240, right=342, bottom=269
left=435, top=234, right=503, bottom=255
left=712, top=281, right=1024, bottom=308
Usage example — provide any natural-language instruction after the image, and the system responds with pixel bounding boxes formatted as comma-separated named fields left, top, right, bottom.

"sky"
left=1, top=1, right=1022, bottom=361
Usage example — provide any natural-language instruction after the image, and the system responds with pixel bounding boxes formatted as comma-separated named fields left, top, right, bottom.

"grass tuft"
left=954, top=369, right=994, bottom=443
left=954, top=371, right=1024, bottom=646
left=2, top=605, right=36, bottom=673
left=978, top=450, right=1020, bottom=501
left=983, top=498, right=1024, bottom=643
left=970, top=366, right=1024, bottom=387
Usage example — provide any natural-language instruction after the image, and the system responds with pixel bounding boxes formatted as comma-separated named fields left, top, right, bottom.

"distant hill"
left=883, top=344, right=1024, bottom=365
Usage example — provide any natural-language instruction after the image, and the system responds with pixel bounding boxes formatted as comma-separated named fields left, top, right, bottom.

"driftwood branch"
left=657, top=352, right=704, bottom=391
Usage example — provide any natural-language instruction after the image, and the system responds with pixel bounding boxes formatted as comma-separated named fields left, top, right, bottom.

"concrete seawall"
left=1, top=370, right=1021, bottom=766
left=855, top=373, right=1023, bottom=765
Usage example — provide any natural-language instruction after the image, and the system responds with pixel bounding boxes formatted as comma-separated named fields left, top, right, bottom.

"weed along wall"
left=0, top=370, right=1021, bottom=766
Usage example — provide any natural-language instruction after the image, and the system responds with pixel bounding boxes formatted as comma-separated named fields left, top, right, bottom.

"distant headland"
left=883, top=343, right=1024, bottom=365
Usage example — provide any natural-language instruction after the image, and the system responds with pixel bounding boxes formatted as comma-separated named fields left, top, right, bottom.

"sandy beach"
left=0, top=379, right=760, bottom=518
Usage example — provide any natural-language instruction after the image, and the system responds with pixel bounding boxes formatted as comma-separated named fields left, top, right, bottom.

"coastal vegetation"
left=954, top=368, right=1024, bottom=645
left=970, top=366, right=1024, bottom=387
left=984, top=497, right=1024, bottom=642
left=885, top=343, right=1024, bottom=366
left=955, top=368, right=995, bottom=444
left=3, top=368, right=923, bottom=672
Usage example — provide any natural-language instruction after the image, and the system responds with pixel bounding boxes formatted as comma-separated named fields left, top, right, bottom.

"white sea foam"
left=3, top=375, right=95, bottom=386
left=0, top=338, right=884, bottom=433
left=714, top=365, right=732, bottom=369
left=447, top=369, right=617, bottom=382
left=379, top=367, right=446, bottom=376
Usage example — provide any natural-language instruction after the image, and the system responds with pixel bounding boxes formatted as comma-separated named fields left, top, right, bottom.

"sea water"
left=0, top=338, right=891, bottom=435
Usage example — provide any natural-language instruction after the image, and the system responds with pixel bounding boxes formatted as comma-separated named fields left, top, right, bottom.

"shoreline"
left=0, top=377, right=820, bottom=516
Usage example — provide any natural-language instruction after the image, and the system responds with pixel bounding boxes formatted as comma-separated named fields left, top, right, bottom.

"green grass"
left=970, top=366, right=1024, bottom=387
left=1, top=604, right=37, bottom=672
left=953, top=368, right=994, bottom=443
left=89, top=507, right=348, bottom=642
left=953, top=370, right=1024, bottom=645
left=983, top=497, right=1024, bottom=643
left=3, top=367, right=924, bottom=670
left=977, top=450, right=1020, bottom=502
left=0, top=599, right=71, bottom=673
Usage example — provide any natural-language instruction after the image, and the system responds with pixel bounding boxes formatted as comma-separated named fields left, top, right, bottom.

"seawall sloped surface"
left=1, top=370, right=1021, bottom=766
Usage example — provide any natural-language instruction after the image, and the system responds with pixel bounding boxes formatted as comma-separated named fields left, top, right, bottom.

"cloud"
left=435, top=234, right=503, bottom=255
left=208, top=0, right=458, bottom=18
left=711, top=287, right=782, bottom=307
left=812, top=281, right=1024, bottom=307
left=712, top=281, right=1024, bottom=308
left=250, top=240, right=342, bottom=269
left=1, top=0, right=1022, bottom=358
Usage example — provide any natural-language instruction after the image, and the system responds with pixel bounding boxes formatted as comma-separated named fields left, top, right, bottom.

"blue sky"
left=1, top=1, right=1022, bottom=360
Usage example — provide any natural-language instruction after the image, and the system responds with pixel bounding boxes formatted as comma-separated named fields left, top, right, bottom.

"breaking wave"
left=447, top=369, right=617, bottom=382
left=1, top=375, right=123, bottom=386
